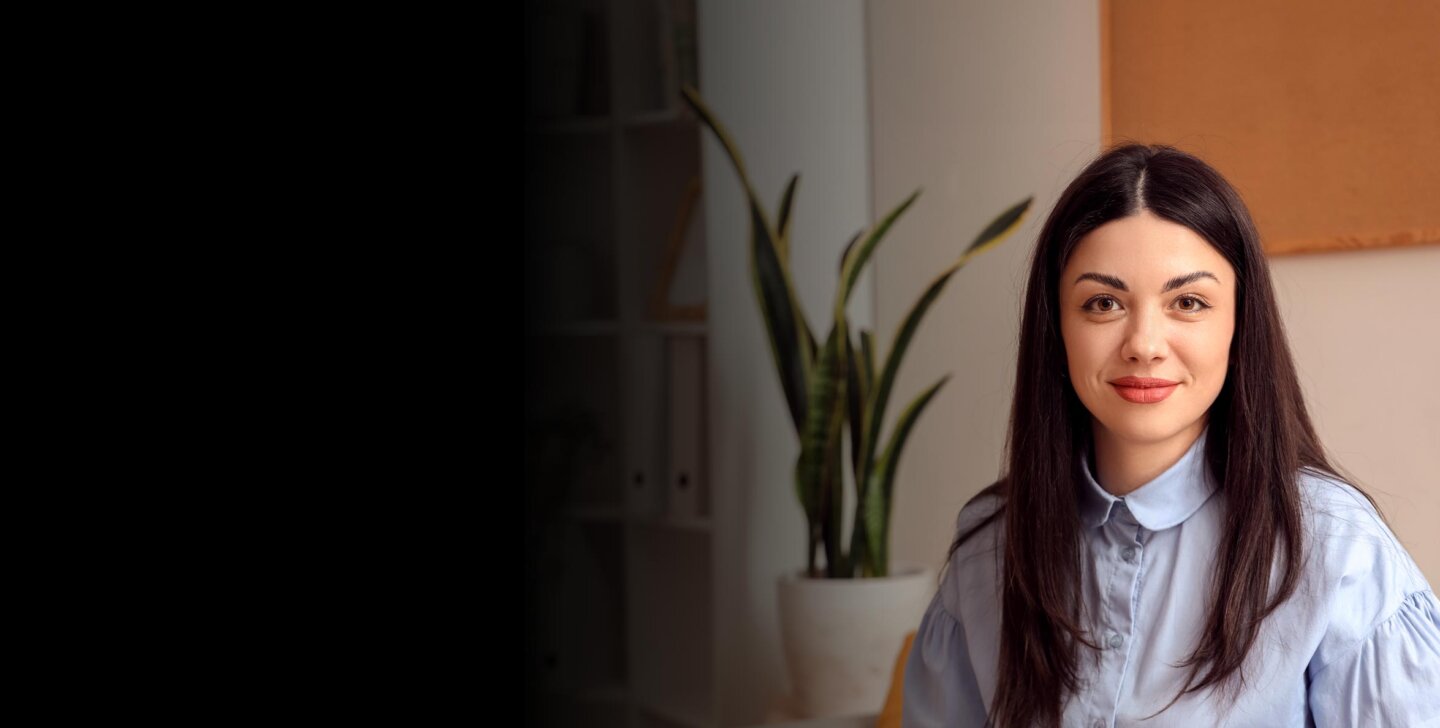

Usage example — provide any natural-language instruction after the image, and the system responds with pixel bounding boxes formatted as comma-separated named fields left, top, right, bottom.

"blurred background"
left=524, top=1, right=1440, bottom=726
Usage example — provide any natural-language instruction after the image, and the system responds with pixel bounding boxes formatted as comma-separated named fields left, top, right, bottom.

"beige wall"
left=1274, top=245, right=1440, bottom=580
left=699, top=2, right=877, bottom=724
left=869, top=0, right=1440, bottom=585
left=868, top=0, right=1104, bottom=577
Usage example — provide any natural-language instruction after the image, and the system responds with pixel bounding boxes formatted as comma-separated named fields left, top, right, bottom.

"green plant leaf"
left=777, top=173, right=799, bottom=267
left=749, top=199, right=813, bottom=432
left=862, top=196, right=1032, bottom=505
left=955, top=195, right=1033, bottom=269
left=681, top=83, right=815, bottom=432
left=860, top=330, right=876, bottom=395
left=863, top=375, right=950, bottom=576
left=845, top=330, right=866, bottom=479
left=832, top=191, right=921, bottom=495
left=836, top=189, right=921, bottom=321
left=795, top=323, right=849, bottom=576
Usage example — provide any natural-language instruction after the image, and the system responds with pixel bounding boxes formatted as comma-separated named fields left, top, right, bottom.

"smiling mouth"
left=1110, top=382, right=1178, bottom=404
left=1109, top=376, right=1179, bottom=388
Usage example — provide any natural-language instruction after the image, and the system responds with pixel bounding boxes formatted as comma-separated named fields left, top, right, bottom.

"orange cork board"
left=1100, top=0, right=1440, bottom=256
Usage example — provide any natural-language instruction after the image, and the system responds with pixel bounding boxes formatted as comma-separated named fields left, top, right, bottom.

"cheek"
left=1181, top=328, right=1235, bottom=382
left=1204, top=324, right=1235, bottom=364
left=1060, top=320, right=1112, bottom=368
left=1059, top=320, right=1088, bottom=372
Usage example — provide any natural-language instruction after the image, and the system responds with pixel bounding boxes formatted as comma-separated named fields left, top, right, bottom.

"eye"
left=1082, top=295, right=1120, bottom=313
left=1175, top=294, right=1213, bottom=313
left=1080, top=294, right=1213, bottom=315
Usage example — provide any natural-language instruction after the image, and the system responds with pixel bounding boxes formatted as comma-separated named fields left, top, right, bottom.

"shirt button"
left=1107, top=632, right=1124, bottom=649
left=1121, top=546, right=1137, bottom=562
left=1092, top=719, right=1106, bottom=728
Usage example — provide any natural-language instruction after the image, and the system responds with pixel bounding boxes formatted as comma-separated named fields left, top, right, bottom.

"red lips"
left=1109, top=376, right=1179, bottom=387
left=1109, top=376, right=1179, bottom=404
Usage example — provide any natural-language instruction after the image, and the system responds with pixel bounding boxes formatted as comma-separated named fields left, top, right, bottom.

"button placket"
left=1099, top=514, right=1141, bottom=722
left=1089, top=517, right=1127, bottom=721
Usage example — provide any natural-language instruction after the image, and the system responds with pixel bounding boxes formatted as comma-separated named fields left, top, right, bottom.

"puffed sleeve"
left=901, top=587, right=987, bottom=728
left=1307, top=588, right=1440, bottom=726
left=1300, top=471, right=1440, bottom=726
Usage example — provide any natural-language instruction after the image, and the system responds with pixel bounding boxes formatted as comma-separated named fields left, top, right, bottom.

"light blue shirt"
left=903, top=425, right=1440, bottom=727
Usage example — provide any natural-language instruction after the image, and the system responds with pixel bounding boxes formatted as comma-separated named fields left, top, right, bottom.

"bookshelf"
left=525, top=1, right=714, bottom=727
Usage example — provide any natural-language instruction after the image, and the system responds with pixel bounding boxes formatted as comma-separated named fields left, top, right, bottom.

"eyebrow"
left=1072, top=271, right=1221, bottom=293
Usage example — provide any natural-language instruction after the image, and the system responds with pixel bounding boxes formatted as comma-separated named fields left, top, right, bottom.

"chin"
left=1094, top=414, right=1196, bottom=444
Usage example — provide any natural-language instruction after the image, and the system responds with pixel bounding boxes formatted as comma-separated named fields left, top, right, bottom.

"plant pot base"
left=776, top=560, right=935, bottom=719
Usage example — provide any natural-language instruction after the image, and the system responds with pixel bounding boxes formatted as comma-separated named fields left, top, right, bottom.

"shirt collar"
left=1077, top=425, right=1219, bottom=531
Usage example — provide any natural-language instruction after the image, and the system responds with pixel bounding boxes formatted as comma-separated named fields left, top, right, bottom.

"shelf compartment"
left=525, top=334, right=623, bottom=512
left=525, top=128, right=618, bottom=328
left=630, top=526, right=714, bottom=728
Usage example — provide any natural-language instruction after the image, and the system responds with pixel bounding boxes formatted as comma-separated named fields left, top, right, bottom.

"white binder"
left=665, top=335, right=706, bottom=520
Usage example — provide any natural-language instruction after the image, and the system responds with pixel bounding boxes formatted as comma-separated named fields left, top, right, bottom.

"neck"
left=1090, top=419, right=1206, bottom=497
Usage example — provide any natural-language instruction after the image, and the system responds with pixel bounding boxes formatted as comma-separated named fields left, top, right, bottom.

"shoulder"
left=1294, top=467, right=1435, bottom=668
left=1299, top=474, right=1440, bottom=725
left=1296, top=467, right=1417, bottom=570
left=950, top=486, right=1005, bottom=564
left=937, top=486, right=1006, bottom=616
left=955, top=487, right=1005, bottom=541
left=1295, top=467, right=1421, bottom=577
left=1296, top=466, right=1375, bottom=518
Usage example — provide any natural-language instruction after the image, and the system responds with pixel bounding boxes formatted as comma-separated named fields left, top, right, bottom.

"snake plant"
left=679, top=84, right=1032, bottom=578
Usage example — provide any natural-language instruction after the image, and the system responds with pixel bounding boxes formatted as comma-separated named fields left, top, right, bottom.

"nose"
left=1121, top=307, right=1168, bottom=363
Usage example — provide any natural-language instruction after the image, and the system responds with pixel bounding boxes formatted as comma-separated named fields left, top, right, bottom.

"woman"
left=901, top=143, right=1439, bottom=727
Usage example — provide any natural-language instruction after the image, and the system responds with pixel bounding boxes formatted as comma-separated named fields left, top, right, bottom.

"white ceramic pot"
left=776, top=559, right=936, bottom=719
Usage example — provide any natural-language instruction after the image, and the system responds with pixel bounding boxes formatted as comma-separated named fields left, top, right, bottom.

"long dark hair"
left=947, top=142, right=1389, bottom=728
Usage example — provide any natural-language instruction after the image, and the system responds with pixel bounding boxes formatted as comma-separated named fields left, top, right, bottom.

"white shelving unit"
left=526, top=1, right=714, bottom=727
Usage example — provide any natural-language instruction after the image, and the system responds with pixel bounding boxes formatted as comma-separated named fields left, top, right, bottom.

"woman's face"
left=1059, top=209, right=1237, bottom=447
